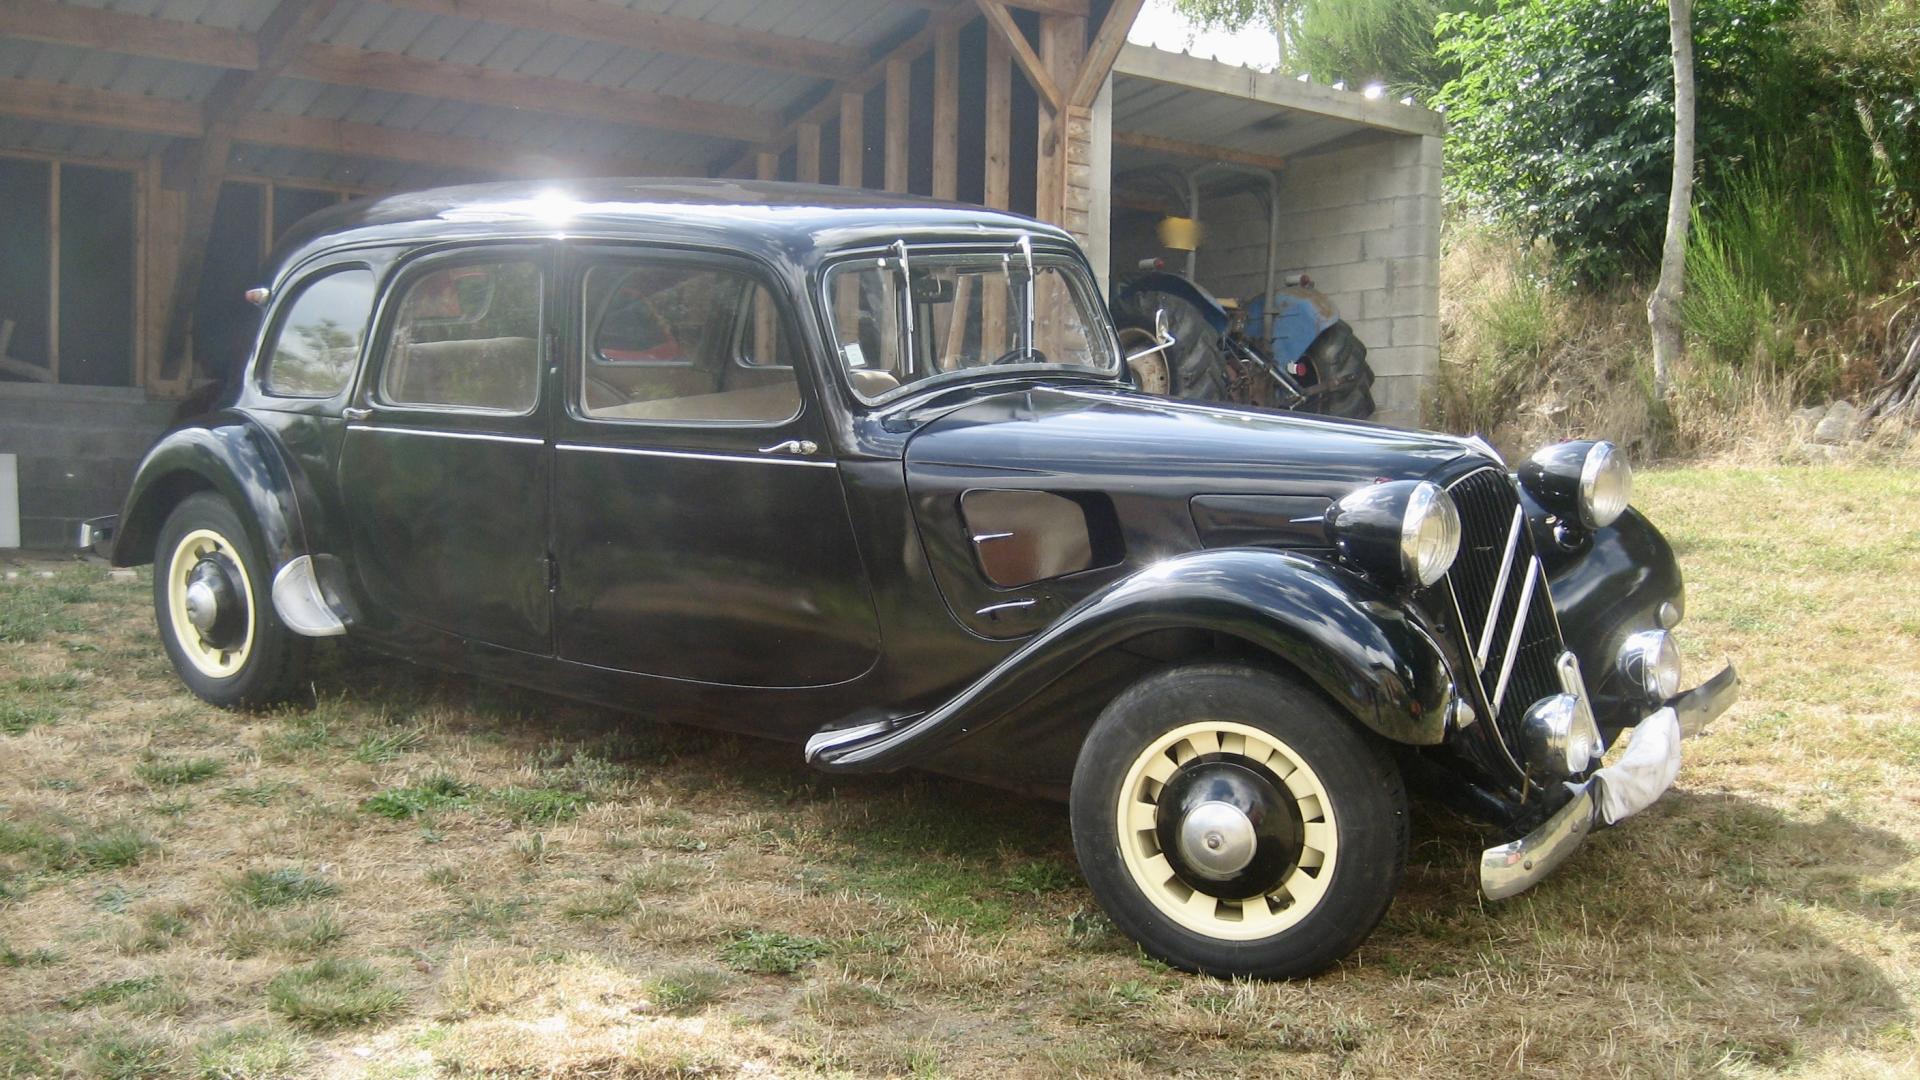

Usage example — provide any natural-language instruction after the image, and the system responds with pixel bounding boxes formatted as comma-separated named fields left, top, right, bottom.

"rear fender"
left=807, top=548, right=1456, bottom=772
left=112, top=417, right=306, bottom=572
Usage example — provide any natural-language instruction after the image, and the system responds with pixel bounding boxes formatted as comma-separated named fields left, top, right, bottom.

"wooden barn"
left=0, top=0, right=1442, bottom=548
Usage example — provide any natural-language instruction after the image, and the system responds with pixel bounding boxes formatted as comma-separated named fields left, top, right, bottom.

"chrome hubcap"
left=184, top=577, right=220, bottom=633
left=1177, top=800, right=1256, bottom=877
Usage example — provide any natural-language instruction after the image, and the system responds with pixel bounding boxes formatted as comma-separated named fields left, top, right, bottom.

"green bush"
left=1435, top=0, right=1802, bottom=280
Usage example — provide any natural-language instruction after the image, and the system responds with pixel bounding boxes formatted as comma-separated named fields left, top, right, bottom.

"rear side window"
left=260, top=268, right=375, bottom=397
left=579, top=261, right=800, bottom=424
left=382, top=260, right=542, bottom=413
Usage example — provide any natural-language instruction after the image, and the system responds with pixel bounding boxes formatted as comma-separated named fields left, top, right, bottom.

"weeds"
left=134, top=754, right=225, bottom=786
left=362, top=775, right=470, bottom=819
left=645, top=964, right=734, bottom=1014
left=227, top=868, right=338, bottom=909
left=266, top=958, right=406, bottom=1030
left=719, top=931, right=829, bottom=975
left=191, top=1025, right=304, bottom=1080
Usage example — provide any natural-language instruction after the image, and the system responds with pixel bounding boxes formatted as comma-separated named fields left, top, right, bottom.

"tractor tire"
left=1299, top=321, right=1376, bottom=420
left=1111, top=287, right=1228, bottom=401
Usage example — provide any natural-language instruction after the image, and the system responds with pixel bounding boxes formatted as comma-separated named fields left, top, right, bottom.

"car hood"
left=901, top=384, right=1486, bottom=497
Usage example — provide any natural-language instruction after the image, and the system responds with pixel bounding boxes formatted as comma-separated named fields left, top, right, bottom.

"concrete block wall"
left=1187, top=132, right=1443, bottom=427
left=0, top=384, right=175, bottom=550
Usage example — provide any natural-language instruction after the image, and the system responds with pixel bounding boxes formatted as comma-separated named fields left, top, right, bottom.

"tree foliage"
left=1433, top=0, right=1801, bottom=281
left=1171, top=0, right=1482, bottom=93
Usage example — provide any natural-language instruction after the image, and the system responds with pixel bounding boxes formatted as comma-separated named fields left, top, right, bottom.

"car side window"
left=579, top=261, right=800, bottom=424
left=260, top=268, right=375, bottom=398
left=381, top=260, right=542, bottom=413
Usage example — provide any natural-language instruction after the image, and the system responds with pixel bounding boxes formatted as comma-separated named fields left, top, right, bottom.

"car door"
left=337, top=244, right=554, bottom=654
left=551, top=244, right=880, bottom=687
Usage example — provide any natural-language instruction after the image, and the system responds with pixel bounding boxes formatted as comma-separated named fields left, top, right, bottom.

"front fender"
left=1541, top=506, right=1686, bottom=735
left=112, top=415, right=307, bottom=572
left=807, top=548, right=1456, bottom=772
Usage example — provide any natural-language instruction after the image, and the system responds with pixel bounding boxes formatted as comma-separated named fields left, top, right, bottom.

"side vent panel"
left=961, top=489, right=1113, bottom=588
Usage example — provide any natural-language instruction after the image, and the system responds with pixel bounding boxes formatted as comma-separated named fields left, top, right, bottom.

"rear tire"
left=153, top=492, right=308, bottom=708
left=1070, top=663, right=1406, bottom=979
left=1298, top=322, right=1375, bottom=420
left=1111, top=287, right=1228, bottom=401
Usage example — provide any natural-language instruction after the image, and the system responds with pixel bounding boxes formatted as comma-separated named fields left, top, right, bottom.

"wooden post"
left=839, top=91, right=865, bottom=189
left=1034, top=14, right=1085, bottom=227
left=796, top=122, right=821, bottom=184
left=984, top=32, right=1012, bottom=211
left=158, top=0, right=341, bottom=380
left=884, top=56, right=910, bottom=193
left=932, top=24, right=959, bottom=200
left=755, top=150, right=779, bottom=181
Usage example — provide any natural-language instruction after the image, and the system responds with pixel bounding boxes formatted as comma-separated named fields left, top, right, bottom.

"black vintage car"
left=93, top=180, right=1735, bottom=979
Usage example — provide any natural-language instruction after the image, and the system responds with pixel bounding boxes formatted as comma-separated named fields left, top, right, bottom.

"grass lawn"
left=1, top=464, right=1915, bottom=1078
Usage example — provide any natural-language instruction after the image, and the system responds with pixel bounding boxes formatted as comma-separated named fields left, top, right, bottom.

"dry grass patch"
left=2, top=469, right=1918, bottom=1076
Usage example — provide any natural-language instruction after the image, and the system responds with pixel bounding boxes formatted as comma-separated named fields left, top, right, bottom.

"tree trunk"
left=1647, top=0, right=1696, bottom=399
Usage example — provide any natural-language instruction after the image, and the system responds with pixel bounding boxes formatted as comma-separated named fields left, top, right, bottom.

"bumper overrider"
left=1479, top=662, right=1739, bottom=900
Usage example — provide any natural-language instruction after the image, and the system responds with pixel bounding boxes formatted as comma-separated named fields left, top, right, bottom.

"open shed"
left=0, top=0, right=1441, bottom=548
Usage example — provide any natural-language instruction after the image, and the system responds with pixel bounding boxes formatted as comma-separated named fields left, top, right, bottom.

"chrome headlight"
left=1518, top=440, right=1632, bottom=528
left=1618, top=629, right=1682, bottom=700
left=1519, top=693, right=1603, bottom=781
left=1328, top=480, right=1461, bottom=588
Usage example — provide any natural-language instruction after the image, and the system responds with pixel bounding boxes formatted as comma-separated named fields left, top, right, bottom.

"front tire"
left=153, top=492, right=308, bottom=708
left=1070, top=663, right=1406, bottom=978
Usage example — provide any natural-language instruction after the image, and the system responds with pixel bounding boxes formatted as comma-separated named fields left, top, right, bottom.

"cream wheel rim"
left=165, top=527, right=255, bottom=678
left=1120, top=329, right=1172, bottom=396
left=1116, top=720, right=1338, bottom=940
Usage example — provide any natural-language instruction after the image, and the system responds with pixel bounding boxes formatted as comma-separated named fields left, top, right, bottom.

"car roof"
left=268, top=178, right=1075, bottom=285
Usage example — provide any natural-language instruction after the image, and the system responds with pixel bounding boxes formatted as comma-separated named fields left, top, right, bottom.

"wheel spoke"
left=1141, top=754, right=1177, bottom=786
left=1284, top=768, right=1323, bottom=803
left=1126, top=800, right=1158, bottom=833
left=1142, top=852, right=1179, bottom=887
left=1301, top=821, right=1334, bottom=855
left=1295, top=792, right=1325, bottom=823
left=1182, top=888, right=1218, bottom=918
left=1184, top=729, right=1221, bottom=757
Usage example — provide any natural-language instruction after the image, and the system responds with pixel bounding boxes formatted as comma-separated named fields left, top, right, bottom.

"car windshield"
left=822, top=245, right=1117, bottom=403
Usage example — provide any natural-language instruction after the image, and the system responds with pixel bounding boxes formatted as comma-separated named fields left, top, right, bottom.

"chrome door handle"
left=758, top=439, right=818, bottom=456
left=342, top=406, right=371, bottom=421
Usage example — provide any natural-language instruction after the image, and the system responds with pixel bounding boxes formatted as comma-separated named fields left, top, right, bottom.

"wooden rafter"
left=287, top=45, right=779, bottom=145
left=0, top=79, right=694, bottom=177
left=0, top=0, right=257, bottom=68
left=381, top=0, right=870, bottom=80
left=1070, top=0, right=1146, bottom=108
left=160, top=0, right=340, bottom=378
left=1113, top=129, right=1288, bottom=172
left=975, top=0, right=1063, bottom=113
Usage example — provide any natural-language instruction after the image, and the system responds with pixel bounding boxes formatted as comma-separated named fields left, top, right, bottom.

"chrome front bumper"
left=1480, top=663, right=1738, bottom=900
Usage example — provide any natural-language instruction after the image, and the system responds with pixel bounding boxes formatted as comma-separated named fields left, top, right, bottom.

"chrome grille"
left=1444, top=468, right=1568, bottom=757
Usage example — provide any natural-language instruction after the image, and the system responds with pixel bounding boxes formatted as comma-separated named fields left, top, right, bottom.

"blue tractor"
left=1112, top=265, right=1376, bottom=420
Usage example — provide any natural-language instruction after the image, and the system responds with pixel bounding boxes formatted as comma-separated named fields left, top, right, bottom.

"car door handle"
left=758, top=439, right=818, bottom=456
left=342, top=406, right=371, bottom=421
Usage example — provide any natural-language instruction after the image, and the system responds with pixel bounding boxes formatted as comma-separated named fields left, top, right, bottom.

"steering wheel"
left=987, top=347, right=1049, bottom=367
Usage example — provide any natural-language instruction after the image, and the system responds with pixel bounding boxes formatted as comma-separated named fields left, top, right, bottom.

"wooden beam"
left=931, top=24, right=959, bottom=200
left=1070, top=0, right=1146, bottom=108
left=382, top=0, right=867, bottom=80
left=163, top=0, right=340, bottom=379
left=234, top=111, right=690, bottom=177
left=0, top=79, right=689, bottom=177
left=1112, top=130, right=1288, bottom=172
left=795, top=122, right=821, bottom=184
left=975, top=0, right=1063, bottom=114
left=0, top=79, right=202, bottom=139
left=1033, top=12, right=1083, bottom=225
left=288, top=44, right=779, bottom=145
left=755, top=150, right=779, bottom=181
left=838, top=91, right=865, bottom=188
left=884, top=56, right=909, bottom=193
left=983, top=30, right=1010, bottom=210
left=0, top=0, right=258, bottom=69
left=899, top=0, right=1088, bottom=15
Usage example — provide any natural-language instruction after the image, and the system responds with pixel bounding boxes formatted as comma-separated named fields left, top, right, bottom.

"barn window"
left=0, top=155, right=136, bottom=387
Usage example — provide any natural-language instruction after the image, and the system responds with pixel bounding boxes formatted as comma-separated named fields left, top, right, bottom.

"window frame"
left=814, top=241, right=1121, bottom=408
left=569, top=246, right=806, bottom=430
left=255, top=263, right=379, bottom=401
left=367, top=245, right=549, bottom=419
